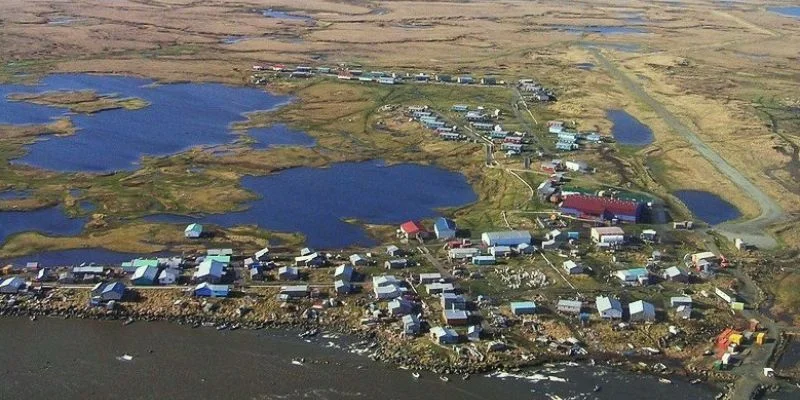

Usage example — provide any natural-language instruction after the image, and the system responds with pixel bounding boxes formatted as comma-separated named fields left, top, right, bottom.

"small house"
left=425, top=282, right=455, bottom=295
left=448, top=247, right=481, bottom=260
left=441, top=293, right=466, bottom=310
left=131, top=266, right=159, bottom=286
left=443, top=309, right=469, bottom=325
left=418, top=272, right=442, bottom=284
left=399, top=221, right=428, bottom=241
left=93, top=281, right=126, bottom=302
left=279, top=285, right=309, bottom=300
left=676, top=305, right=692, bottom=320
left=385, top=259, right=408, bottom=269
left=430, top=326, right=459, bottom=344
left=481, top=77, right=497, bottom=85
left=629, top=300, right=656, bottom=323
left=158, top=269, right=178, bottom=285
left=490, top=246, right=512, bottom=257
left=457, top=76, right=474, bottom=84
left=388, top=298, right=414, bottom=316
left=254, top=247, right=270, bottom=261
left=349, top=254, right=368, bottom=266
left=434, top=217, right=457, bottom=240
left=472, top=255, right=496, bottom=266
left=564, top=160, right=588, bottom=172
left=557, top=299, right=582, bottom=315
left=35, top=268, right=53, bottom=282
left=510, top=301, right=536, bottom=315
left=193, top=259, right=225, bottom=283
left=193, top=282, right=229, bottom=298
left=596, top=296, right=623, bottom=319
left=715, top=287, right=736, bottom=304
left=670, top=296, right=693, bottom=307
left=184, top=223, right=203, bottom=239
left=300, top=247, right=315, bottom=257
left=615, top=268, right=650, bottom=286
left=334, top=264, right=354, bottom=282
left=435, top=74, right=452, bottom=82
left=294, top=252, right=326, bottom=267
left=373, top=275, right=404, bottom=300
left=562, top=260, right=583, bottom=275
left=386, top=245, right=403, bottom=257
left=590, top=227, right=625, bottom=245
left=402, top=314, right=420, bottom=335
left=278, top=266, right=299, bottom=281
left=663, top=266, right=688, bottom=282
left=0, top=277, right=25, bottom=294
left=516, top=243, right=535, bottom=254
left=451, top=104, right=469, bottom=112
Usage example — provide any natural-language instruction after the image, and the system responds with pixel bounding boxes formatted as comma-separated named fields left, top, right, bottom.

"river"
left=0, top=317, right=719, bottom=400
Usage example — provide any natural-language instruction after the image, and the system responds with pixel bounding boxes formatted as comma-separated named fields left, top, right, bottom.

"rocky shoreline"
left=1, top=297, right=730, bottom=389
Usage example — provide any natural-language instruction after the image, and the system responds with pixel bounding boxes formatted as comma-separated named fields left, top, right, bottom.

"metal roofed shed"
left=510, top=301, right=537, bottom=315
left=629, top=300, right=656, bottom=323
left=481, top=230, right=532, bottom=247
left=434, top=217, right=457, bottom=240
left=184, top=223, right=203, bottom=238
left=131, top=266, right=159, bottom=286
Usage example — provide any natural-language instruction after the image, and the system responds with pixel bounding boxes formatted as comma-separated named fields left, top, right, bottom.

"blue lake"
left=0, top=74, right=292, bottom=172
left=147, top=161, right=477, bottom=249
left=247, top=124, right=316, bottom=149
left=551, top=25, right=646, bottom=35
left=0, top=190, right=31, bottom=200
left=768, top=6, right=800, bottom=18
left=607, top=109, right=654, bottom=146
left=0, top=206, right=86, bottom=245
left=674, top=190, right=741, bottom=225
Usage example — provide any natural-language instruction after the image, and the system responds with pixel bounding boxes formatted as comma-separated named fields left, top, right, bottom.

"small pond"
left=0, top=74, right=293, bottom=172
left=768, top=6, right=800, bottom=18
left=607, top=109, right=654, bottom=146
left=147, top=161, right=477, bottom=249
left=574, top=62, right=595, bottom=71
left=0, top=206, right=86, bottom=245
left=0, top=190, right=31, bottom=200
left=246, top=124, right=316, bottom=149
left=674, top=190, right=741, bottom=225
left=262, top=9, right=316, bottom=24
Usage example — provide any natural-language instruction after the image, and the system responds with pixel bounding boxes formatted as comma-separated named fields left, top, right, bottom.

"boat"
left=462, top=374, right=470, bottom=381
left=593, top=385, right=601, bottom=392
left=191, top=323, right=201, bottom=329
left=29, top=315, right=36, bottom=321
left=230, top=323, right=241, bottom=331
left=123, top=318, right=134, bottom=326
left=690, top=379, right=702, bottom=384
left=216, top=324, right=228, bottom=331
left=299, top=328, right=320, bottom=338
left=439, top=376, right=449, bottom=382
left=658, top=378, right=672, bottom=384
left=117, top=354, right=134, bottom=361
left=412, top=372, right=420, bottom=379
left=291, top=357, right=305, bottom=366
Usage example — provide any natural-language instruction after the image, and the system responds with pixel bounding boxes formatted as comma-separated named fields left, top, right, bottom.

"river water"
left=0, top=318, right=719, bottom=400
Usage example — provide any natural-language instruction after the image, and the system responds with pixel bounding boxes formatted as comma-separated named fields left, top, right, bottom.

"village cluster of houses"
left=253, top=63, right=508, bottom=87
left=537, top=175, right=647, bottom=225
left=517, top=79, right=557, bottom=102
left=546, top=120, right=607, bottom=152
left=406, top=105, right=465, bottom=141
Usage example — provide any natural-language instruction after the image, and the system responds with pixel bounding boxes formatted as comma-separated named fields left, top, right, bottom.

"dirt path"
left=588, top=47, right=784, bottom=249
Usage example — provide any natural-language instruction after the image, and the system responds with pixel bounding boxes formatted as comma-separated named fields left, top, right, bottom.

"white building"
left=562, top=260, right=583, bottom=275
left=591, top=227, right=625, bottom=245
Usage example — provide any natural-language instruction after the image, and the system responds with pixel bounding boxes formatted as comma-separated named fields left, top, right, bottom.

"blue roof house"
left=334, top=265, right=354, bottom=282
left=434, top=217, right=457, bottom=240
left=193, top=282, right=229, bottom=298
left=93, top=281, right=126, bottom=302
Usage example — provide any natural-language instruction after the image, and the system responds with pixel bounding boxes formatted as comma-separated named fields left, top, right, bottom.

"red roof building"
left=559, top=195, right=643, bottom=223
left=400, top=221, right=425, bottom=236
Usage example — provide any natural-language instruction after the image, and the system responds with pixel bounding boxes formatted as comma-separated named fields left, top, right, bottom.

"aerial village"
left=0, top=63, right=777, bottom=384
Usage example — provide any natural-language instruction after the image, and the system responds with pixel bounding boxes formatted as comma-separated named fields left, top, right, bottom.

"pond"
left=246, top=124, right=316, bottom=149
left=0, top=206, right=86, bottom=246
left=0, top=190, right=31, bottom=200
left=768, top=6, right=800, bottom=18
left=261, top=8, right=316, bottom=24
left=148, top=161, right=478, bottom=249
left=0, top=74, right=292, bottom=172
left=607, top=109, right=654, bottom=146
left=550, top=25, right=646, bottom=35
left=674, top=190, right=742, bottom=225
left=574, top=62, right=595, bottom=71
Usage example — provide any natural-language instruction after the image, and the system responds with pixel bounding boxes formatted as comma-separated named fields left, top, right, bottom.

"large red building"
left=559, top=195, right=643, bottom=223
